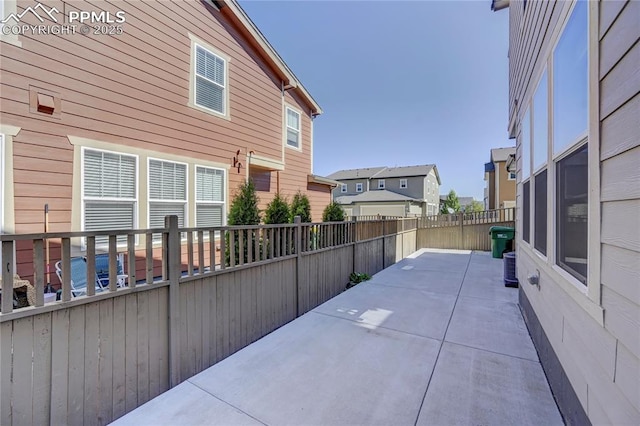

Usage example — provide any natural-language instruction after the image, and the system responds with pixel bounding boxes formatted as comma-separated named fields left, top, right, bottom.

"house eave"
left=308, top=174, right=341, bottom=187
left=217, top=0, right=323, bottom=115
left=491, top=0, right=510, bottom=11
left=248, top=153, right=285, bottom=171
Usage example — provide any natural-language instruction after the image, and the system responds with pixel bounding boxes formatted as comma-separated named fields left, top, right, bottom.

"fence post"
left=351, top=216, right=358, bottom=274
left=458, top=212, right=464, bottom=250
left=382, top=216, right=386, bottom=268
left=164, top=215, right=181, bottom=388
left=294, top=216, right=302, bottom=317
left=1, top=240, right=15, bottom=314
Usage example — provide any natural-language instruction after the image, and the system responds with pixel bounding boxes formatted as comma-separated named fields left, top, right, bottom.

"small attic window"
left=37, top=93, right=55, bottom=114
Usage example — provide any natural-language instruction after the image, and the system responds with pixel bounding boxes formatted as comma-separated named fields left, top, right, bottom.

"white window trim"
left=0, top=0, right=22, bottom=47
left=516, top=0, right=602, bottom=324
left=195, top=165, right=227, bottom=227
left=285, top=105, right=302, bottom=151
left=188, top=33, right=231, bottom=120
left=508, top=172, right=516, bottom=180
left=378, top=179, right=385, bottom=189
left=81, top=147, right=139, bottom=247
left=147, top=158, right=189, bottom=233
left=341, top=184, right=347, bottom=193
left=400, top=179, right=408, bottom=189
left=356, top=183, right=363, bottom=193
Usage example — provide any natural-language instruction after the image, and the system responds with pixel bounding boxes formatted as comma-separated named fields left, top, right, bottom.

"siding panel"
left=600, top=93, right=640, bottom=161
left=601, top=145, right=640, bottom=201
left=601, top=199, right=640, bottom=252
left=599, top=0, right=640, bottom=77
left=600, top=40, right=640, bottom=119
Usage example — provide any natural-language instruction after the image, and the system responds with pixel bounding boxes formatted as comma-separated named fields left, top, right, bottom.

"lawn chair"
left=55, top=257, right=109, bottom=298
left=94, top=253, right=128, bottom=287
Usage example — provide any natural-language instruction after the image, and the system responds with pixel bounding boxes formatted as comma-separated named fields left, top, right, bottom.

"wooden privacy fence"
left=417, top=208, right=516, bottom=251
left=0, top=216, right=418, bottom=425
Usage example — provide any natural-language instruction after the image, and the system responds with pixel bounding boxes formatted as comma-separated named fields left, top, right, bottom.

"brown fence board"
left=32, top=313, right=52, bottom=425
left=111, top=296, right=127, bottom=420
left=98, top=301, right=114, bottom=425
left=12, top=317, right=34, bottom=425
left=83, top=303, right=100, bottom=426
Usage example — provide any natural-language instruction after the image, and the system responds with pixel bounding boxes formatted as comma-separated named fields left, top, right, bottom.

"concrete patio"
left=113, top=248, right=563, bottom=426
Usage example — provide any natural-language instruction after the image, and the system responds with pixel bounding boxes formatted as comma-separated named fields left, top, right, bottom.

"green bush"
left=289, top=191, right=312, bottom=223
left=347, top=272, right=371, bottom=289
left=322, top=201, right=345, bottom=222
left=264, top=193, right=290, bottom=224
left=226, top=180, right=260, bottom=266
left=228, top=180, right=261, bottom=225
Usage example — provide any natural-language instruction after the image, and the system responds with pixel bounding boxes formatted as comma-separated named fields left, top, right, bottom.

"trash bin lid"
left=489, top=225, right=515, bottom=235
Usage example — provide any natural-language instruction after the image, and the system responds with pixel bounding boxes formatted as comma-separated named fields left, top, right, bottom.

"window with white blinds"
left=286, top=107, right=301, bottom=148
left=195, top=44, right=226, bottom=115
left=148, top=159, right=187, bottom=231
left=196, top=166, right=225, bottom=227
left=83, top=149, right=137, bottom=245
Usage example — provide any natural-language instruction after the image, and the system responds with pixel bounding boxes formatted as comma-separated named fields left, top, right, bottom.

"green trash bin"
left=489, top=226, right=515, bottom=258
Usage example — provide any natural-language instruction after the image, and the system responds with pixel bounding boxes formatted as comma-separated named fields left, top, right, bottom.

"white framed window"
left=400, top=179, right=407, bottom=189
left=356, top=183, right=363, bottom=192
left=508, top=172, right=517, bottom=180
left=148, top=159, right=187, bottom=237
left=341, top=184, right=347, bottom=193
left=196, top=166, right=225, bottom=227
left=553, top=0, right=588, bottom=284
left=378, top=179, right=385, bottom=189
left=194, top=43, right=227, bottom=116
left=286, top=107, right=301, bottom=149
left=82, top=148, right=137, bottom=246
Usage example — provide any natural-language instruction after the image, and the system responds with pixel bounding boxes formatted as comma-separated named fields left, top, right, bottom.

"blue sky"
left=240, top=0, right=511, bottom=200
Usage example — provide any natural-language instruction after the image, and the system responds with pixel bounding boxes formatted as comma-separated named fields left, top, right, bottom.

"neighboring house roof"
left=326, top=167, right=387, bottom=180
left=216, top=0, right=322, bottom=115
left=336, top=190, right=419, bottom=205
left=328, top=164, right=440, bottom=184
left=373, top=164, right=437, bottom=179
left=490, top=147, right=516, bottom=163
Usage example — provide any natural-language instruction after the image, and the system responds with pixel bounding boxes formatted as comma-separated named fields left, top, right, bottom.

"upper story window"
left=83, top=148, right=137, bottom=245
left=553, top=0, right=588, bottom=156
left=508, top=172, right=517, bottom=180
left=190, top=37, right=229, bottom=118
left=554, top=0, right=588, bottom=283
left=196, top=166, right=225, bottom=227
left=286, top=107, right=301, bottom=149
left=378, top=179, right=385, bottom=189
left=356, top=183, right=363, bottom=192
left=148, top=159, right=187, bottom=236
left=341, top=184, right=347, bottom=193
left=400, top=179, right=408, bottom=189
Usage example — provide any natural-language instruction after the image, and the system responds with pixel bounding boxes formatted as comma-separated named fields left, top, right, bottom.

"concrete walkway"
left=113, top=249, right=563, bottom=426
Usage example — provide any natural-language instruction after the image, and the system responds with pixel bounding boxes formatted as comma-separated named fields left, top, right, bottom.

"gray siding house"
left=493, top=0, right=640, bottom=424
left=328, top=165, right=441, bottom=217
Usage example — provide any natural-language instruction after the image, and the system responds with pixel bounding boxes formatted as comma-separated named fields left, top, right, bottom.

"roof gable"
left=215, top=0, right=322, bottom=115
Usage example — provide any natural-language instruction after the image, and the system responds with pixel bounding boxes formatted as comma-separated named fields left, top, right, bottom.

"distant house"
left=493, top=0, right=640, bottom=424
left=328, top=165, right=441, bottom=217
left=484, top=147, right=516, bottom=210
left=0, top=0, right=334, bottom=249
